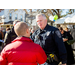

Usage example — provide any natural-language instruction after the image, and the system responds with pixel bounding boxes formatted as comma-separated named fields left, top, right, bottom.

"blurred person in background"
left=0, top=29, right=4, bottom=52
left=4, top=20, right=20, bottom=46
left=6, top=27, right=10, bottom=32
left=30, top=29, right=35, bottom=36
left=70, top=29, right=75, bottom=50
left=59, top=27, right=74, bottom=65
left=65, top=27, right=70, bottom=34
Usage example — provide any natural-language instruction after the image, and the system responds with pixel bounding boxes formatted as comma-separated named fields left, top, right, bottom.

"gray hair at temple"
left=36, top=13, right=47, bottom=20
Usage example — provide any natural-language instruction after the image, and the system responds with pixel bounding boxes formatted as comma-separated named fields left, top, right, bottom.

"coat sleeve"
left=52, top=30, right=67, bottom=64
left=4, top=32, right=11, bottom=46
left=36, top=45, right=47, bottom=64
left=0, top=48, right=8, bottom=65
left=67, top=32, right=73, bottom=40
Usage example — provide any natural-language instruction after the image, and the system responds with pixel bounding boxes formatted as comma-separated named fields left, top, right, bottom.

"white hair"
left=36, top=13, right=47, bottom=19
left=13, top=20, right=20, bottom=25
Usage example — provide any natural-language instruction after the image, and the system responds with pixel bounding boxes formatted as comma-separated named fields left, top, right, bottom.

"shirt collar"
left=40, top=24, right=49, bottom=32
left=12, top=36, right=33, bottom=43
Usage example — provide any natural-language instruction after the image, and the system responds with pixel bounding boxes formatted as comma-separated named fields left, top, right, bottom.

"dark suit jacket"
left=4, top=27, right=17, bottom=46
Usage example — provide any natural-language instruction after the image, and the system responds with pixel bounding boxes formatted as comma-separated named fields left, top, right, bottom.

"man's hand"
left=63, top=38, right=68, bottom=42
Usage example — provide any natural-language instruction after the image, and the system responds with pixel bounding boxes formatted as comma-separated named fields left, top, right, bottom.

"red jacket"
left=0, top=37, right=47, bottom=65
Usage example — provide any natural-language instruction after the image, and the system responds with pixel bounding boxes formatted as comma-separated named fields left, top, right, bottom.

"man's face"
left=36, top=16, right=47, bottom=30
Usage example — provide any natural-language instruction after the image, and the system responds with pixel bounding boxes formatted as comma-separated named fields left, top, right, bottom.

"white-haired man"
left=30, top=13, right=67, bottom=65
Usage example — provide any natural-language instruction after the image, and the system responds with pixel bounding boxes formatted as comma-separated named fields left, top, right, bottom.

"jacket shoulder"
left=48, top=25, right=59, bottom=31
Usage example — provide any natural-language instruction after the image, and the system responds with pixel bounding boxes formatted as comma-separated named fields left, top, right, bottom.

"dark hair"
left=58, top=27, right=63, bottom=31
left=6, top=28, right=10, bottom=31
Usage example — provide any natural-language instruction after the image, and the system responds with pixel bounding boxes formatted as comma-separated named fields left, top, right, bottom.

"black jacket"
left=62, top=31, right=74, bottom=65
left=4, top=27, right=17, bottom=46
left=30, top=24, right=67, bottom=64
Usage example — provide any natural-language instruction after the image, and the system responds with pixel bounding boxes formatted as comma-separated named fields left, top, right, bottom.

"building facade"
left=0, top=9, right=26, bottom=24
left=0, top=9, right=38, bottom=30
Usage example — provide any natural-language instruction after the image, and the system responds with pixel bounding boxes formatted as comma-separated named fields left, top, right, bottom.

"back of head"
left=14, top=22, right=29, bottom=37
left=6, top=27, right=10, bottom=31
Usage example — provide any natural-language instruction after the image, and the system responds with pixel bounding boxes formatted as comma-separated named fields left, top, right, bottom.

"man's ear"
left=26, top=28, right=30, bottom=37
left=26, top=29, right=29, bottom=33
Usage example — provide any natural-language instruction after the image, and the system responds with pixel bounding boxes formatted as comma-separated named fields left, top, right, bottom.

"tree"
left=5, top=9, right=75, bottom=27
left=68, top=9, right=74, bottom=14
left=0, top=9, right=4, bottom=12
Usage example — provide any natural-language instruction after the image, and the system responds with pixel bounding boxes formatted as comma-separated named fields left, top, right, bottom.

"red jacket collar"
left=12, top=36, right=33, bottom=43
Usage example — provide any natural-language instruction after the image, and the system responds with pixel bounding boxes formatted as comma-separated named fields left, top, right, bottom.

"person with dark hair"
left=6, top=27, right=10, bottom=32
left=30, top=29, right=35, bottom=36
left=59, top=27, right=74, bottom=65
left=4, top=20, right=20, bottom=46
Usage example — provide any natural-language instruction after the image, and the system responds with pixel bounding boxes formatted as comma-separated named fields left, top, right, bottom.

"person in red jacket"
left=0, top=22, right=47, bottom=65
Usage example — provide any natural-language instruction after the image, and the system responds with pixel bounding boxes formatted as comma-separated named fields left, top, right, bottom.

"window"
left=20, top=15, right=23, bottom=21
left=9, top=13, right=12, bottom=19
left=15, top=14, right=18, bottom=20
